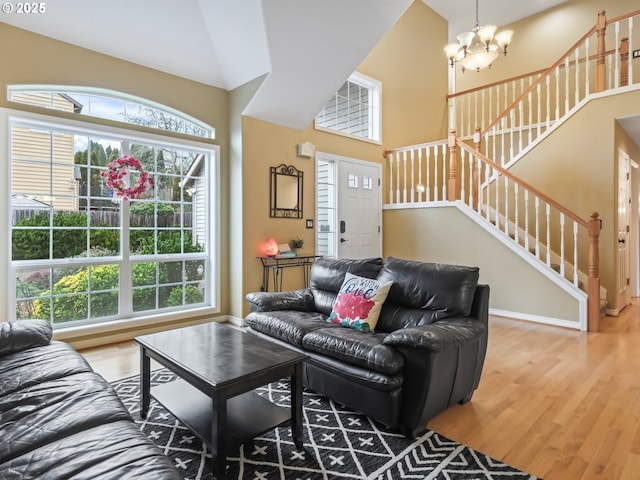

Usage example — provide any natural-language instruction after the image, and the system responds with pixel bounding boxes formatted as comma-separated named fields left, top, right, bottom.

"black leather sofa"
left=0, top=319, right=182, bottom=480
left=245, top=256, right=489, bottom=438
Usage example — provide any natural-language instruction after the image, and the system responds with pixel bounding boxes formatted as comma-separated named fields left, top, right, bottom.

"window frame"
left=6, top=108, right=220, bottom=332
left=314, top=72, right=382, bottom=145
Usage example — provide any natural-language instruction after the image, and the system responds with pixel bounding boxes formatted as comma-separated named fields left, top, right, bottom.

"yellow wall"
left=238, top=1, right=449, bottom=313
left=383, top=205, right=583, bottom=325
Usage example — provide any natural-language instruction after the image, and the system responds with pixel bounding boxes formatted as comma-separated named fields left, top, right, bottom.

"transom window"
left=9, top=105, right=217, bottom=328
left=314, top=72, right=381, bottom=143
left=8, top=85, right=214, bottom=139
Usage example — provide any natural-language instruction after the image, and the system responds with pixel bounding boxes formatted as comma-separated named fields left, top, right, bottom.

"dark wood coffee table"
left=135, top=322, right=307, bottom=479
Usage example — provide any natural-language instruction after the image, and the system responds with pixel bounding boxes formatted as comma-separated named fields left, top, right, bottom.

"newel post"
left=472, top=127, right=481, bottom=211
left=595, top=10, right=607, bottom=93
left=587, top=212, right=601, bottom=332
left=620, top=37, right=629, bottom=87
left=448, top=129, right=458, bottom=201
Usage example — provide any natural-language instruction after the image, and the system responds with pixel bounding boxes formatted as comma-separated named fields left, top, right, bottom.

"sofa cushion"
left=302, top=328, right=404, bottom=375
left=245, top=310, right=341, bottom=348
left=310, top=257, right=383, bottom=315
left=328, top=272, right=392, bottom=332
left=0, top=319, right=52, bottom=356
left=376, top=257, right=479, bottom=330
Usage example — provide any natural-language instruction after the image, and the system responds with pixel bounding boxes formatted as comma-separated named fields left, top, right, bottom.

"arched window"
left=8, top=85, right=214, bottom=139
left=8, top=86, right=218, bottom=329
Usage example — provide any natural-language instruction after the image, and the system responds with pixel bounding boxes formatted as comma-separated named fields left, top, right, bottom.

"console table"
left=258, top=254, right=321, bottom=292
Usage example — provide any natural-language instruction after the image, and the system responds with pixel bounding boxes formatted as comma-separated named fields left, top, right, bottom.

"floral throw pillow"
left=328, top=272, right=392, bottom=332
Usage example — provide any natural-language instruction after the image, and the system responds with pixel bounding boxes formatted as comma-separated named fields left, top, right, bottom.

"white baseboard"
left=490, top=308, right=582, bottom=331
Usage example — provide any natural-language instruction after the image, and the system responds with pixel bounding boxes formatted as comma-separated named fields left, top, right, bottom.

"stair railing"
left=448, top=9, right=640, bottom=168
left=384, top=131, right=601, bottom=332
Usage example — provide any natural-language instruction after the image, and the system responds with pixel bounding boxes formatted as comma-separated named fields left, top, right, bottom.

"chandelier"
left=444, top=0, right=513, bottom=72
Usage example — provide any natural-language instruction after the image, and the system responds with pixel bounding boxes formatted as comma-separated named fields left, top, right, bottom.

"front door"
left=337, top=159, right=381, bottom=259
left=315, top=153, right=381, bottom=259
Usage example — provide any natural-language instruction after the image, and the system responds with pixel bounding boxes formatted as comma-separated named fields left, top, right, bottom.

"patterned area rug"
left=112, top=369, right=539, bottom=479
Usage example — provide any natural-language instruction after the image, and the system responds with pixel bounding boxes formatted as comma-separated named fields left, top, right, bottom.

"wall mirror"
left=270, top=164, right=303, bottom=218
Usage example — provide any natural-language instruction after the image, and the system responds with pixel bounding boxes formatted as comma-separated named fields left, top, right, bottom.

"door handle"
left=340, top=238, right=348, bottom=243
left=619, top=239, right=626, bottom=244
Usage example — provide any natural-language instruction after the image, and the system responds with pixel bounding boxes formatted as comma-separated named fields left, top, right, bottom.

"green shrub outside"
left=19, top=209, right=205, bottom=322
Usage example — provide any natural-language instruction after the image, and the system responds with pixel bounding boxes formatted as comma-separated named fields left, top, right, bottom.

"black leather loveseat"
left=0, top=319, right=182, bottom=480
left=245, top=256, right=489, bottom=438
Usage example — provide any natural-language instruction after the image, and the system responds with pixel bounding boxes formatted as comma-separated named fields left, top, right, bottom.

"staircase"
left=383, top=8, right=640, bottom=332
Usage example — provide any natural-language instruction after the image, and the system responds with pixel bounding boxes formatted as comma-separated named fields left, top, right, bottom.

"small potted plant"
left=290, top=236, right=304, bottom=254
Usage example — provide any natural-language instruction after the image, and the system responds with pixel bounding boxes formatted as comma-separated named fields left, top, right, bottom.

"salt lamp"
left=264, top=238, right=279, bottom=257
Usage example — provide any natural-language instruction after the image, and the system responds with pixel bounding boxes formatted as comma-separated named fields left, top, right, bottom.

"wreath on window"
left=101, top=155, right=153, bottom=200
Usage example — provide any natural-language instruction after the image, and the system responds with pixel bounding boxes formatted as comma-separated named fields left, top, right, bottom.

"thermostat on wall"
left=297, top=141, right=316, bottom=158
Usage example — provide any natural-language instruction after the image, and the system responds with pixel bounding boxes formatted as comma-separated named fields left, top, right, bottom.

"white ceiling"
left=3, top=0, right=639, bottom=143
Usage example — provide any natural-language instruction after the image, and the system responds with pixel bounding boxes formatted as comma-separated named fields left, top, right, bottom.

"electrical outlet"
left=633, top=49, right=640, bottom=59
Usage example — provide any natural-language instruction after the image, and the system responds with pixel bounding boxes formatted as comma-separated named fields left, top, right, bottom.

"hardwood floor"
left=81, top=303, right=640, bottom=479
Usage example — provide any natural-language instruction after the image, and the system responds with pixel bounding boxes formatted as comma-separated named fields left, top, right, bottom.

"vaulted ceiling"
left=0, top=0, right=573, bottom=130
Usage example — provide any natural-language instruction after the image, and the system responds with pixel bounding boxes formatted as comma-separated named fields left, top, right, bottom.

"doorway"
left=315, top=152, right=382, bottom=259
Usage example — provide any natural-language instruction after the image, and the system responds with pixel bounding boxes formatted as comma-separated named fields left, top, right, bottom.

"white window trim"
left=314, top=71, right=382, bottom=145
left=4, top=107, right=220, bottom=332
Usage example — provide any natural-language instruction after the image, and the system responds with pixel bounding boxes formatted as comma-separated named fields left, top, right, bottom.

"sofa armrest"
left=0, top=319, right=53, bottom=356
left=382, top=318, right=486, bottom=353
left=246, top=289, right=314, bottom=312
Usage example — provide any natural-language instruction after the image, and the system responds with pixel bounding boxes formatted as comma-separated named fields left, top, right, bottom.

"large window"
left=314, top=72, right=381, bottom=143
left=10, top=107, right=216, bottom=328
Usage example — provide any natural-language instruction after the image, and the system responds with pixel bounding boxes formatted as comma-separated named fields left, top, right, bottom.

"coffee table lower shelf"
left=151, top=379, right=293, bottom=449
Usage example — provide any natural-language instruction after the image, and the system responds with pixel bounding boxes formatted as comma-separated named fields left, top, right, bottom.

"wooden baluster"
left=555, top=65, right=560, bottom=120
left=546, top=75, right=551, bottom=130
left=485, top=163, right=491, bottom=221
left=586, top=37, right=591, bottom=93
left=596, top=10, right=607, bottom=93
left=573, top=221, right=579, bottom=287
left=473, top=128, right=481, bottom=211
left=395, top=152, right=400, bottom=204
left=474, top=91, right=478, bottom=137
left=417, top=149, right=423, bottom=203
left=442, top=143, right=448, bottom=201
left=560, top=213, right=566, bottom=277
left=514, top=183, right=519, bottom=245
left=537, top=82, right=542, bottom=137
left=495, top=172, right=500, bottom=230
left=535, top=197, right=540, bottom=259
left=564, top=57, right=570, bottom=115
left=546, top=204, right=551, bottom=266
left=466, top=93, right=471, bottom=137
left=461, top=149, right=467, bottom=205
left=504, top=176, right=509, bottom=236
left=510, top=108, right=515, bottom=162
left=620, top=37, right=629, bottom=87
left=519, top=78, right=524, bottom=153
left=426, top=147, right=431, bottom=202
left=402, top=150, right=407, bottom=204
left=614, top=22, right=621, bottom=88
left=410, top=150, right=415, bottom=203
left=575, top=47, right=580, bottom=105
left=388, top=152, right=395, bottom=204
left=528, top=79, right=533, bottom=145
left=448, top=130, right=458, bottom=201
left=524, top=190, right=530, bottom=253
left=588, top=212, right=601, bottom=332
left=434, top=145, right=440, bottom=201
